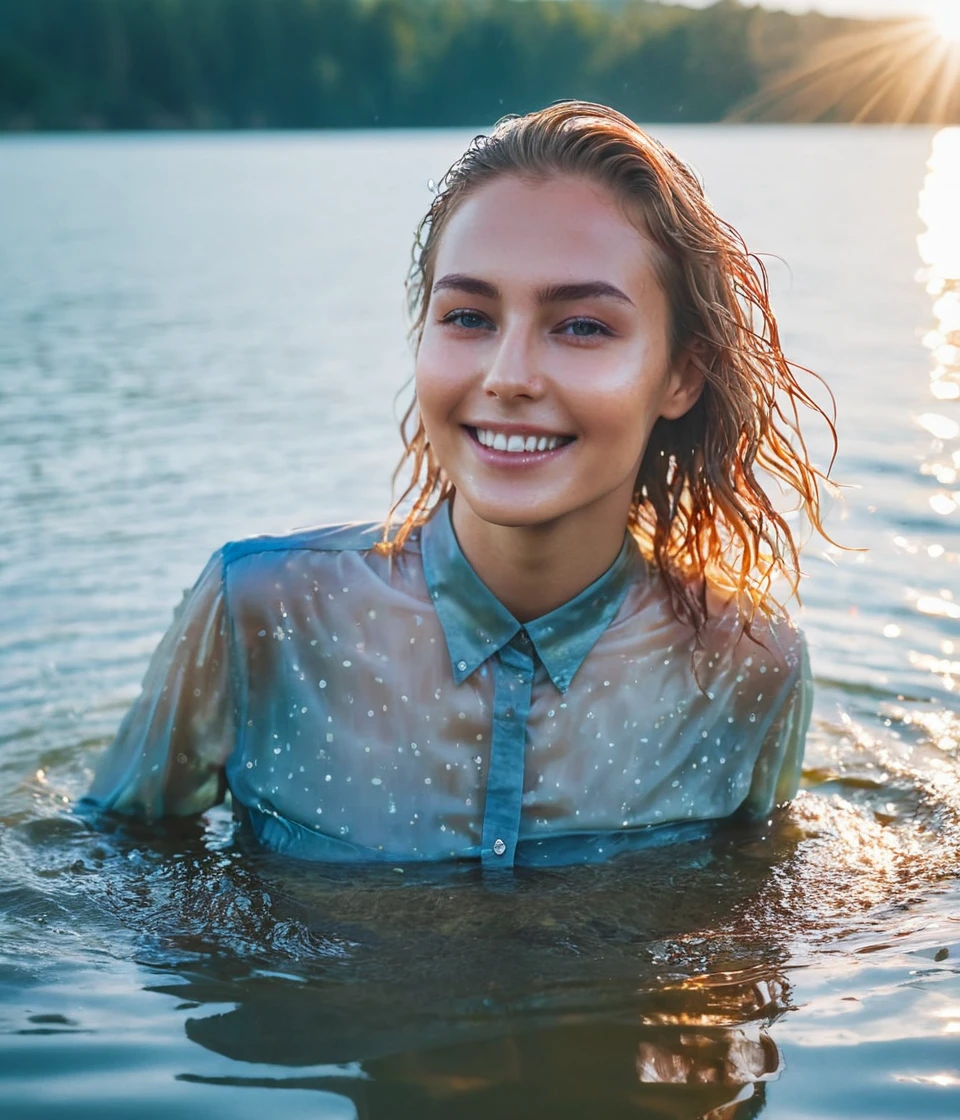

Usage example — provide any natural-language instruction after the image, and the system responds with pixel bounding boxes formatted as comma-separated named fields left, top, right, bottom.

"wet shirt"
left=85, top=501, right=812, bottom=867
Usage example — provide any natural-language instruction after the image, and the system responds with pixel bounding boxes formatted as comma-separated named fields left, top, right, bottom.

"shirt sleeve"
left=84, top=550, right=236, bottom=821
left=739, top=638, right=813, bottom=821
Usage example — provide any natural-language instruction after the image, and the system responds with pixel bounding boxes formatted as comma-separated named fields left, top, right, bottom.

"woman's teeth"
left=474, top=428, right=567, bottom=453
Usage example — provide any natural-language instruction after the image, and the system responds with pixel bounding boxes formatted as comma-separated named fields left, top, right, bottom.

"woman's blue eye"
left=445, top=310, right=488, bottom=330
left=563, top=318, right=609, bottom=337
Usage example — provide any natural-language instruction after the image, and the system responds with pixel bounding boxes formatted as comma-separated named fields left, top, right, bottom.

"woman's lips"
left=463, top=425, right=576, bottom=463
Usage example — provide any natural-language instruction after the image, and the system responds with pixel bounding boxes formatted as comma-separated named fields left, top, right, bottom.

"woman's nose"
left=480, top=327, right=544, bottom=401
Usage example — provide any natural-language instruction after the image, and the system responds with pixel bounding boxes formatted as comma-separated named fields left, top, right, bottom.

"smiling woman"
left=83, top=102, right=833, bottom=868
left=413, top=175, right=703, bottom=622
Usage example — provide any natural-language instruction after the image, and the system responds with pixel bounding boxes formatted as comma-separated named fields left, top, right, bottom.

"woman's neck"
left=449, top=495, right=630, bottom=623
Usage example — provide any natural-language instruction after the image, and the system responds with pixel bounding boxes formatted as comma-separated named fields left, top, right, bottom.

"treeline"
left=0, top=0, right=946, bottom=130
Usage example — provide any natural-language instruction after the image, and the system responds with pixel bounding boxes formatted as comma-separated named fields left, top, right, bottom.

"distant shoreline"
left=1, top=0, right=956, bottom=129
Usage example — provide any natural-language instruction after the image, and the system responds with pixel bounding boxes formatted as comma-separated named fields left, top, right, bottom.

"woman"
left=84, top=102, right=829, bottom=867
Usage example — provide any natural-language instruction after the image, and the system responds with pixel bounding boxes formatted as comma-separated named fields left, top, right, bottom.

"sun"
left=931, top=1, right=960, bottom=42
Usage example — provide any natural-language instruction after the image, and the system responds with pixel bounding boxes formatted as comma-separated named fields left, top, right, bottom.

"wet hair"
left=381, top=100, right=836, bottom=639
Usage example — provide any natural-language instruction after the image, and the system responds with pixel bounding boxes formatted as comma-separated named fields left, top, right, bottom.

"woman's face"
left=415, top=173, right=702, bottom=539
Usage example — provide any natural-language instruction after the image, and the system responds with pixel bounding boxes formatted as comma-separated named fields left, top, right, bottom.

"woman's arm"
left=83, top=551, right=235, bottom=821
left=739, top=639, right=814, bottom=820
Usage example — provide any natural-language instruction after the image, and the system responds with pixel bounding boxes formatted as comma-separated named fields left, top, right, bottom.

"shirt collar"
left=420, top=500, right=637, bottom=693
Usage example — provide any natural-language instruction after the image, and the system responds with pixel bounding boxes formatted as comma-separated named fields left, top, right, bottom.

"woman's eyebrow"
left=432, top=274, right=634, bottom=307
left=432, top=274, right=499, bottom=299
left=538, top=281, right=635, bottom=307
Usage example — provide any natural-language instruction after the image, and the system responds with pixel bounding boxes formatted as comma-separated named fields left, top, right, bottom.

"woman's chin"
left=452, top=491, right=576, bottom=533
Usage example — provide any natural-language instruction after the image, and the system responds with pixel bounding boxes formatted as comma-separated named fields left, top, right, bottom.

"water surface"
left=1, top=126, right=959, bottom=1118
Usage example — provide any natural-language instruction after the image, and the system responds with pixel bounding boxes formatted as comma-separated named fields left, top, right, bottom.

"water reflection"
left=149, top=954, right=787, bottom=1120
left=907, top=128, right=960, bottom=703
left=91, top=827, right=801, bottom=1119
left=918, top=127, right=960, bottom=466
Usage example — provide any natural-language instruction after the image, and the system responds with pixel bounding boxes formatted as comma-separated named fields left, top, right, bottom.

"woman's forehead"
left=432, top=174, right=662, bottom=294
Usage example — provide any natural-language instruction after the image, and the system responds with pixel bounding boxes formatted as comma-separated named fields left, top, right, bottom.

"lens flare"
left=932, top=2, right=960, bottom=42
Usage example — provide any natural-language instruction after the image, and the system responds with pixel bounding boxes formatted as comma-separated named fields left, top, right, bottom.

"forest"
left=0, top=0, right=952, bottom=130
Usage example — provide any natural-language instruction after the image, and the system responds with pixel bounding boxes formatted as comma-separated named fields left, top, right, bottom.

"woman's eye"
left=442, top=310, right=490, bottom=330
left=559, top=318, right=611, bottom=338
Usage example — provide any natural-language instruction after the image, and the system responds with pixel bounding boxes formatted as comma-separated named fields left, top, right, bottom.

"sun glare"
left=932, top=2, right=960, bottom=43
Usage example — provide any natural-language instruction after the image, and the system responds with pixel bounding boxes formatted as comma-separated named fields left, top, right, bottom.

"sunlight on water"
left=911, top=128, right=960, bottom=712
left=919, top=129, right=960, bottom=413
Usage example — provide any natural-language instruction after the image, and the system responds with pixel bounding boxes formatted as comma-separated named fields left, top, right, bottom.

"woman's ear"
left=659, top=344, right=706, bottom=421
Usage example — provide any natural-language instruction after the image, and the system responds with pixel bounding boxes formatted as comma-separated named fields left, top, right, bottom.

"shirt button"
left=492, top=838, right=506, bottom=856
left=457, top=660, right=467, bottom=672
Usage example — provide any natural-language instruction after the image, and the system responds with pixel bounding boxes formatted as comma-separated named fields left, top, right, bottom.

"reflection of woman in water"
left=85, top=101, right=830, bottom=866
left=162, top=928, right=787, bottom=1119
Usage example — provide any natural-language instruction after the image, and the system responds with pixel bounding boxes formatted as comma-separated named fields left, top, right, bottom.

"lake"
left=1, top=125, right=959, bottom=1119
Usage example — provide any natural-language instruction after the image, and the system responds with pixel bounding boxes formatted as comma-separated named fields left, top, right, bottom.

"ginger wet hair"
left=382, top=100, right=835, bottom=638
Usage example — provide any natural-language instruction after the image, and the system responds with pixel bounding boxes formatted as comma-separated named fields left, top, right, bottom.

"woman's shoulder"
left=219, top=519, right=388, bottom=570
left=697, top=579, right=808, bottom=681
left=207, top=519, right=425, bottom=623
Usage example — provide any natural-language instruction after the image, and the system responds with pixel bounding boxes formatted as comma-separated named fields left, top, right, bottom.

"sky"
left=674, top=1, right=937, bottom=19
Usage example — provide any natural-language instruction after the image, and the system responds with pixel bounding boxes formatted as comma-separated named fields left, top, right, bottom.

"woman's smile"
left=464, top=422, right=576, bottom=460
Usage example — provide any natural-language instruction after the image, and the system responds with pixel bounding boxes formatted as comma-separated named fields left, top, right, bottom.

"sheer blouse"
left=85, top=501, right=812, bottom=867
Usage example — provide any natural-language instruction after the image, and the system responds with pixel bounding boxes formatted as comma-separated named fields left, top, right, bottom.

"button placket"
left=479, top=640, right=534, bottom=869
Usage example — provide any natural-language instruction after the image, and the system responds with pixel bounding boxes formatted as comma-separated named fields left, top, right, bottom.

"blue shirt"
left=84, top=500, right=812, bottom=867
